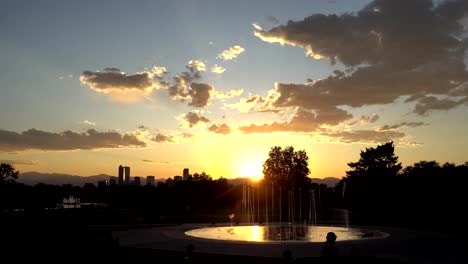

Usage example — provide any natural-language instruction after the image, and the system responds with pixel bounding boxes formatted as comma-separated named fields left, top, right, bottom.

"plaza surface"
left=112, top=223, right=463, bottom=264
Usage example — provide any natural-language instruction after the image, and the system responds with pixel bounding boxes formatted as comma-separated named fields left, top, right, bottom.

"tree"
left=0, top=163, right=19, bottom=184
left=346, top=141, right=401, bottom=179
left=262, top=146, right=310, bottom=188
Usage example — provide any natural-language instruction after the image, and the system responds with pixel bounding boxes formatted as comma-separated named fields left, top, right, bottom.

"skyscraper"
left=183, top=168, right=190, bottom=181
left=118, top=165, right=124, bottom=185
left=124, top=166, right=130, bottom=184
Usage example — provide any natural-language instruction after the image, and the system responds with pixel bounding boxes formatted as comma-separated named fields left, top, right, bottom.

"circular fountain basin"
left=185, top=225, right=389, bottom=243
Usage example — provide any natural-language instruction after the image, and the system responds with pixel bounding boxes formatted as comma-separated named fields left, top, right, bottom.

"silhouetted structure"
left=146, top=176, right=155, bottom=186
left=183, top=168, right=191, bottom=181
left=118, top=165, right=124, bottom=185
left=124, top=166, right=130, bottom=184
left=134, top=176, right=141, bottom=186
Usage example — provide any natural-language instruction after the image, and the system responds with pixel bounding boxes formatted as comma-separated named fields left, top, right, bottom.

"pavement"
left=112, top=224, right=463, bottom=264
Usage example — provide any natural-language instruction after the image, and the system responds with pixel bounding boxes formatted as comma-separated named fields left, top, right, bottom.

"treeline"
left=0, top=167, right=243, bottom=223
left=1, top=142, right=467, bottom=231
left=332, top=142, right=468, bottom=231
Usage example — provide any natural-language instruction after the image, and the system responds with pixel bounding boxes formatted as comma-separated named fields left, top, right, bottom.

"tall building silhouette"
left=118, top=165, right=131, bottom=185
left=118, top=165, right=124, bottom=185
left=183, top=168, right=190, bottom=181
left=124, top=166, right=130, bottom=184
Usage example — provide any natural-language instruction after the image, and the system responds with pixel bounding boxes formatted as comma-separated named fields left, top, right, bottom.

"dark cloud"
left=80, top=67, right=167, bottom=94
left=323, top=130, right=405, bottom=144
left=0, top=129, right=146, bottom=152
left=255, top=0, right=468, bottom=115
left=188, top=83, right=214, bottom=107
left=152, top=133, right=174, bottom=143
left=412, top=95, right=465, bottom=115
left=0, top=159, right=37, bottom=165
left=239, top=107, right=352, bottom=133
left=142, top=159, right=154, bottom=163
left=378, top=121, right=427, bottom=131
left=208, top=123, right=231, bottom=135
left=168, top=66, right=214, bottom=107
left=179, top=112, right=210, bottom=128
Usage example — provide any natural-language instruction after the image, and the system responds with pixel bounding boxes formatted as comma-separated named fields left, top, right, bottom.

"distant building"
left=166, top=177, right=175, bottom=187
left=134, top=176, right=141, bottom=186
left=118, top=165, right=124, bottom=185
left=124, top=166, right=131, bottom=184
left=146, top=176, right=155, bottom=186
left=183, top=168, right=191, bottom=181
left=118, top=165, right=131, bottom=185
left=174, top=175, right=182, bottom=182
left=109, top=178, right=116, bottom=185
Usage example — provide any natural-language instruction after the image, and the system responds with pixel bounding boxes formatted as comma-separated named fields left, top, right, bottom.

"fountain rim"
left=184, top=223, right=391, bottom=244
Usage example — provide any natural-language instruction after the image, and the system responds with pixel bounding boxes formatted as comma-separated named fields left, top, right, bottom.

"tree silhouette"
left=262, top=146, right=310, bottom=188
left=346, top=141, right=401, bottom=179
left=0, top=163, right=19, bottom=184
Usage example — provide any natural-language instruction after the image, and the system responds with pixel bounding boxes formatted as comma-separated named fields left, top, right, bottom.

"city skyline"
left=1, top=0, right=468, bottom=180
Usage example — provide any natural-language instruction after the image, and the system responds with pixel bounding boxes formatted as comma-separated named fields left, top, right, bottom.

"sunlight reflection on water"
left=185, top=225, right=389, bottom=242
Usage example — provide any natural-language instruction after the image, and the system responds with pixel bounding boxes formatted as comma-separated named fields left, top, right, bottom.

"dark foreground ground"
left=0, top=210, right=461, bottom=264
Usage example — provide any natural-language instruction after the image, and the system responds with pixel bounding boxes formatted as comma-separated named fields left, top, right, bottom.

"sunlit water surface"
left=185, top=225, right=389, bottom=242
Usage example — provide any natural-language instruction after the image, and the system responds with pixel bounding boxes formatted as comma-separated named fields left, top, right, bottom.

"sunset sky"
left=1, top=0, right=468, bottom=180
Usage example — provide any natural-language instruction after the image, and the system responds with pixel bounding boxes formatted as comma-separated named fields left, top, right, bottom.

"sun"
left=238, top=159, right=263, bottom=181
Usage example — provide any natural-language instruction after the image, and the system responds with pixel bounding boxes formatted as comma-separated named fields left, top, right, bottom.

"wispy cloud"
left=79, top=120, right=96, bottom=126
left=211, top=64, right=226, bottom=74
left=208, top=123, right=231, bottom=135
left=217, top=45, right=245, bottom=61
left=0, top=129, right=146, bottom=151
left=188, top=60, right=206, bottom=72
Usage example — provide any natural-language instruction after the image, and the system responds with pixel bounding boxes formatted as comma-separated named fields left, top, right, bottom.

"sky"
left=1, top=0, right=468, bottom=180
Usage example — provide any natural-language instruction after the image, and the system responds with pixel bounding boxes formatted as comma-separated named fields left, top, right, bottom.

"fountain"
left=185, top=182, right=389, bottom=243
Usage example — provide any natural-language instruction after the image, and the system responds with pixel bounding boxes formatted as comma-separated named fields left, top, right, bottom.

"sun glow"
left=238, top=158, right=263, bottom=180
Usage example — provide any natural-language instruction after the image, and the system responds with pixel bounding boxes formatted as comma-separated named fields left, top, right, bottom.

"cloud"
left=211, top=64, right=226, bottom=74
left=217, top=45, right=245, bottom=61
left=79, top=120, right=96, bottom=126
left=348, top=114, right=380, bottom=126
left=168, top=66, right=215, bottom=107
left=411, top=95, right=465, bottom=115
left=208, top=123, right=231, bottom=135
left=254, top=0, right=468, bottom=115
left=0, top=129, right=146, bottom=151
left=215, top=88, right=244, bottom=99
left=177, top=112, right=210, bottom=128
left=252, top=22, right=263, bottom=31
left=378, top=121, right=427, bottom=131
left=322, top=130, right=405, bottom=144
left=0, top=159, right=37, bottom=165
left=152, top=133, right=174, bottom=143
left=188, top=60, right=206, bottom=72
left=239, top=107, right=352, bottom=133
left=80, top=67, right=167, bottom=101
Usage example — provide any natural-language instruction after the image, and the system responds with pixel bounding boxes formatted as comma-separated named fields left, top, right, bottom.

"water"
left=185, top=225, right=389, bottom=243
